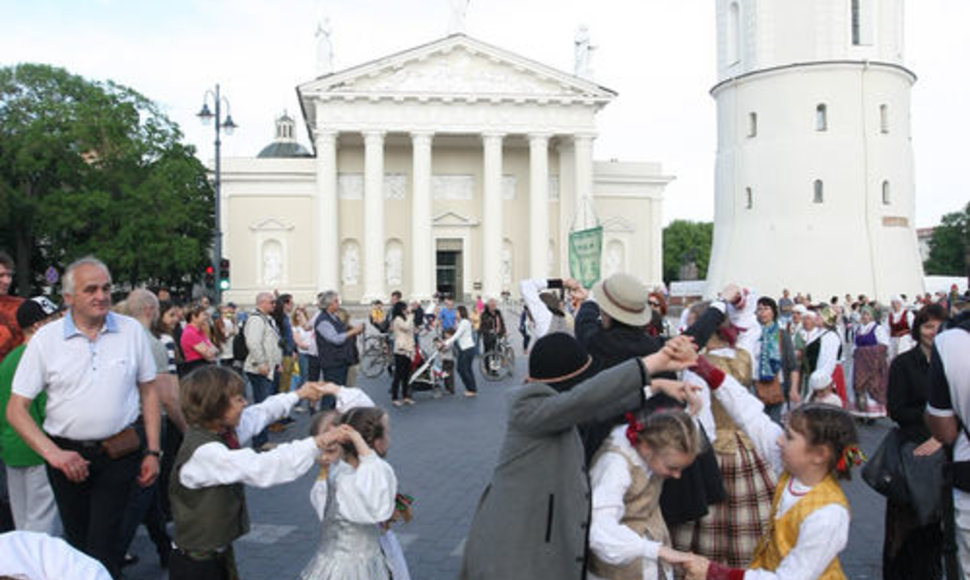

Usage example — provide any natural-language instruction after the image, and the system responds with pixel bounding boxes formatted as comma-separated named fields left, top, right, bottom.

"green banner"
left=568, top=226, right=603, bottom=289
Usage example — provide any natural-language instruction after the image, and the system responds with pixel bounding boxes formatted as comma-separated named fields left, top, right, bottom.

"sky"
left=2, top=0, right=967, bottom=227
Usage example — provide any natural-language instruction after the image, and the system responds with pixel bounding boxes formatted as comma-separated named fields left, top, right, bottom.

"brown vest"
left=588, top=445, right=670, bottom=580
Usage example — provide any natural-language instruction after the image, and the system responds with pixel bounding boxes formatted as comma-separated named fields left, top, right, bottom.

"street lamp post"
left=197, top=84, right=237, bottom=305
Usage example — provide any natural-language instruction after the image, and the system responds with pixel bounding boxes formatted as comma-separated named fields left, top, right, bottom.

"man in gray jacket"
left=459, top=332, right=696, bottom=580
left=244, top=292, right=282, bottom=450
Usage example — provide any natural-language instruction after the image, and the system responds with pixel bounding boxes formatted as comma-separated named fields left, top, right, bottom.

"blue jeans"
left=320, top=366, right=348, bottom=410
left=457, top=346, right=477, bottom=393
left=247, top=372, right=274, bottom=448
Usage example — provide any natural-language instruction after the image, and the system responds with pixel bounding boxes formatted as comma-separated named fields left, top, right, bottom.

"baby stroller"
left=407, top=343, right=449, bottom=398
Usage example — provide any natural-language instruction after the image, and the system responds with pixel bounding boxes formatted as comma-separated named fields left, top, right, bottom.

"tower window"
left=882, top=180, right=890, bottom=205
left=727, top=2, right=741, bottom=65
left=813, top=180, right=824, bottom=204
left=748, top=112, right=757, bottom=137
left=745, top=187, right=753, bottom=209
left=879, top=104, right=889, bottom=133
left=816, top=104, right=828, bottom=131
left=851, top=0, right=874, bottom=46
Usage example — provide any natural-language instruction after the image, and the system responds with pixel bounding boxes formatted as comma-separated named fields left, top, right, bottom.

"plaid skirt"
left=670, top=433, right=776, bottom=569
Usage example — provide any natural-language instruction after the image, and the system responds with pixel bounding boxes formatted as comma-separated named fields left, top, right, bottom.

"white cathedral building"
left=705, top=0, right=925, bottom=301
left=220, top=33, right=673, bottom=305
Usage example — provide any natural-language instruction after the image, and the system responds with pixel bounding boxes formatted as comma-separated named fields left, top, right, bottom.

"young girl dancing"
left=301, top=406, right=398, bottom=580
left=683, top=356, right=862, bottom=580
left=168, top=366, right=336, bottom=579
left=588, top=409, right=700, bottom=580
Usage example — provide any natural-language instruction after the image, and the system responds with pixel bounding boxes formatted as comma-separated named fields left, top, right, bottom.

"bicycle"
left=479, top=334, right=514, bottom=381
left=360, top=332, right=393, bottom=378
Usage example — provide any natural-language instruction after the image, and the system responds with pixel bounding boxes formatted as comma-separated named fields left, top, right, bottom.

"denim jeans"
left=246, top=372, right=275, bottom=448
left=457, top=346, right=477, bottom=393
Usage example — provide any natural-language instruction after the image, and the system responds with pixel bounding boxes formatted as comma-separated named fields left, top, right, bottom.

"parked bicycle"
left=360, top=332, right=393, bottom=378
left=479, top=335, right=514, bottom=381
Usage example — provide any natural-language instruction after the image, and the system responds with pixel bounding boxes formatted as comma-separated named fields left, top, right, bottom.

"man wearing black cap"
left=459, top=332, right=697, bottom=580
left=0, top=296, right=62, bottom=534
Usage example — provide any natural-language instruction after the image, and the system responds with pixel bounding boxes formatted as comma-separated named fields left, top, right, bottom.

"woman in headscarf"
left=852, top=305, right=889, bottom=418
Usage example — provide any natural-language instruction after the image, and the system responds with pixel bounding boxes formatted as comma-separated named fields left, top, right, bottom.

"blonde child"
left=300, top=406, right=398, bottom=580
left=683, top=357, right=861, bottom=580
left=168, top=366, right=336, bottom=579
left=588, top=409, right=699, bottom=580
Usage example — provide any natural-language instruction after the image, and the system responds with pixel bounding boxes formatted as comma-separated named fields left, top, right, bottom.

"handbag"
left=754, top=376, right=784, bottom=406
left=863, top=427, right=944, bottom=526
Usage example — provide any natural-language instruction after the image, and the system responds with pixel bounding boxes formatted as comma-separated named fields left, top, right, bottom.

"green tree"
left=0, top=63, right=213, bottom=296
left=924, top=202, right=970, bottom=277
left=662, top=220, right=713, bottom=283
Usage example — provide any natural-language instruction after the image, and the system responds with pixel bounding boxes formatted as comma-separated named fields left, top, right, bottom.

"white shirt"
left=588, top=425, right=669, bottom=580
left=444, top=318, right=475, bottom=351
left=0, top=531, right=111, bottom=580
left=808, top=330, right=843, bottom=388
left=179, top=392, right=317, bottom=489
left=309, top=453, right=397, bottom=525
left=710, top=374, right=850, bottom=580
left=519, top=278, right=555, bottom=338
left=12, top=311, right=156, bottom=439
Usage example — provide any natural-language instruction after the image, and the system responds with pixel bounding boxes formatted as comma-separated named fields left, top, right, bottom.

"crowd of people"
left=0, top=246, right=969, bottom=580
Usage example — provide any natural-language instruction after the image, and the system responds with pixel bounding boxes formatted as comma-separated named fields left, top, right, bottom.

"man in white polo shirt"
left=5, top=256, right=160, bottom=578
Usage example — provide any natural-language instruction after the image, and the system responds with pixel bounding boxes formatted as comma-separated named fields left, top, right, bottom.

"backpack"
left=232, top=317, right=251, bottom=362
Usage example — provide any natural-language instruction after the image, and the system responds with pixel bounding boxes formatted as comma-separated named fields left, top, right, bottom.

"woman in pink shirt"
left=179, top=303, right=218, bottom=374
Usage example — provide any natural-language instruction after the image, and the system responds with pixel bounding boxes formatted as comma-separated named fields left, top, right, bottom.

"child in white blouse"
left=588, top=409, right=700, bottom=580
left=683, top=357, right=861, bottom=580
left=300, top=406, right=398, bottom=580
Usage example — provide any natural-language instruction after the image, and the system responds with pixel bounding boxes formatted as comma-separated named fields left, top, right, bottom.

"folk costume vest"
left=889, top=311, right=910, bottom=338
left=749, top=472, right=848, bottom=579
left=170, top=427, right=249, bottom=551
left=588, top=445, right=670, bottom=580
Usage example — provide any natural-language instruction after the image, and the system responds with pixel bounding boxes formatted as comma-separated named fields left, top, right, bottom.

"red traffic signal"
left=205, top=266, right=215, bottom=275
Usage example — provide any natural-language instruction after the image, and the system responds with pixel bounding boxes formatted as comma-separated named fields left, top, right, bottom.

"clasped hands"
left=296, top=381, right=341, bottom=402
left=657, top=547, right=713, bottom=579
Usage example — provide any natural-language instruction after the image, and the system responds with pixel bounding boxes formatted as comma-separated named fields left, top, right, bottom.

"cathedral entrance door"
left=436, top=239, right=463, bottom=299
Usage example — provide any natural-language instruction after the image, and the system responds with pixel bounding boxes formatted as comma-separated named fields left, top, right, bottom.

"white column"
left=315, top=130, right=339, bottom=292
left=362, top=131, right=386, bottom=302
left=481, top=133, right=504, bottom=299
left=573, top=133, right=595, bottom=230
left=528, top=133, right=551, bottom=278
left=410, top=132, right=434, bottom=301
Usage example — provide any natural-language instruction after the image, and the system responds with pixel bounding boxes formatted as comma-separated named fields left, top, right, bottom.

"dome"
left=257, top=111, right=312, bottom=158
left=257, top=141, right=312, bottom=158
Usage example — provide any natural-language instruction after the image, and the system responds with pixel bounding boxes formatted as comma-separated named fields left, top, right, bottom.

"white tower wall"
left=707, top=0, right=923, bottom=301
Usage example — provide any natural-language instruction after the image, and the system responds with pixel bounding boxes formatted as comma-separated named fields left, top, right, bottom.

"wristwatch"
left=144, top=449, right=163, bottom=459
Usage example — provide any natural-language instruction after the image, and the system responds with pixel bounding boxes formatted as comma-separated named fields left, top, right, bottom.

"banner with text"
left=568, top=226, right=603, bottom=289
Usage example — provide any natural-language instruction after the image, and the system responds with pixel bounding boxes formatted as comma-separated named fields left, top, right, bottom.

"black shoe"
left=158, top=543, right=172, bottom=569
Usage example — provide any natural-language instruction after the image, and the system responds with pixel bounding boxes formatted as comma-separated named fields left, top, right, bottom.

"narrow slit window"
left=748, top=112, right=757, bottom=137
left=851, top=0, right=861, bottom=45
left=816, top=104, right=828, bottom=131
left=882, top=180, right=890, bottom=205
left=745, top=187, right=753, bottom=209
left=813, top=180, right=824, bottom=203
left=727, top=2, right=741, bottom=64
left=880, top=104, right=889, bottom=133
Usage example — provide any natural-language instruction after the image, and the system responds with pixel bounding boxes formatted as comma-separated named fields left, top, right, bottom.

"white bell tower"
left=705, top=0, right=924, bottom=301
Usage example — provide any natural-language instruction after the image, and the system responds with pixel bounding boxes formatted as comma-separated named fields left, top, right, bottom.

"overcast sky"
left=2, top=0, right=966, bottom=227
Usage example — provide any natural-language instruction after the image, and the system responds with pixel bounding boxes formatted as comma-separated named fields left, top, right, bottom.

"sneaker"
left=404, top=398, right=415, bottom=405
left=464, top=391, right=477, bottom=398
left=392, top=400, right=404, bottom=407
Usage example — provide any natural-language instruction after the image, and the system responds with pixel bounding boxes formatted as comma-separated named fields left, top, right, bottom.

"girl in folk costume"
left=803, top=308, right=847, bottom=409
left=672, top=312, right=776, bottom=571
left=851, top=306, right=889, bottom=419
left=300, top=406, right=397, bottom=580
left=588, top=409, right=699, bottom=580
left=884, top=296, right=915, bottom=361
left=683, top=357, right=862, bottom=580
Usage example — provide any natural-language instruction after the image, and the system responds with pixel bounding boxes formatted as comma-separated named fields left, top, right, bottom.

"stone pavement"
left=127, top=345, right=895, bottom=579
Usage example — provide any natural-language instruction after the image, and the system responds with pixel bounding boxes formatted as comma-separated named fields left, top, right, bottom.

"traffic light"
left=204, top=265, right=215, bottom=287
left=219, top=258, right=230, bottom=291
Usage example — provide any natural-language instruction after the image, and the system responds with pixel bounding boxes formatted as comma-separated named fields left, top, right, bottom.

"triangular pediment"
left=299, top=34, right=615, bottom=102
left=249, top=217, right=295, bottom=232
left=432, top=211, right=480, bottom=228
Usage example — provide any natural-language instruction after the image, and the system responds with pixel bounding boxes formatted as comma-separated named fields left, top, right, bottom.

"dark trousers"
left=169, top=545, right=238, bottom=580
left=457, top=346, right=477, bottom=393
left=442, top=359, right=455, bottom=393
left=883, top=498, right=943, bottom=580
left=391, top=353, right=412, bottom=400
left=320, top=366, right=348, bottom=410
left=46, top=439, right=141, bottom=579
left=159, top=416, right=183, bottom=521
left=120, top=420, right=171, bottom=561
left=306, top=354, right=321, bottom=381
left=246, top=373, right=274, bottom=448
